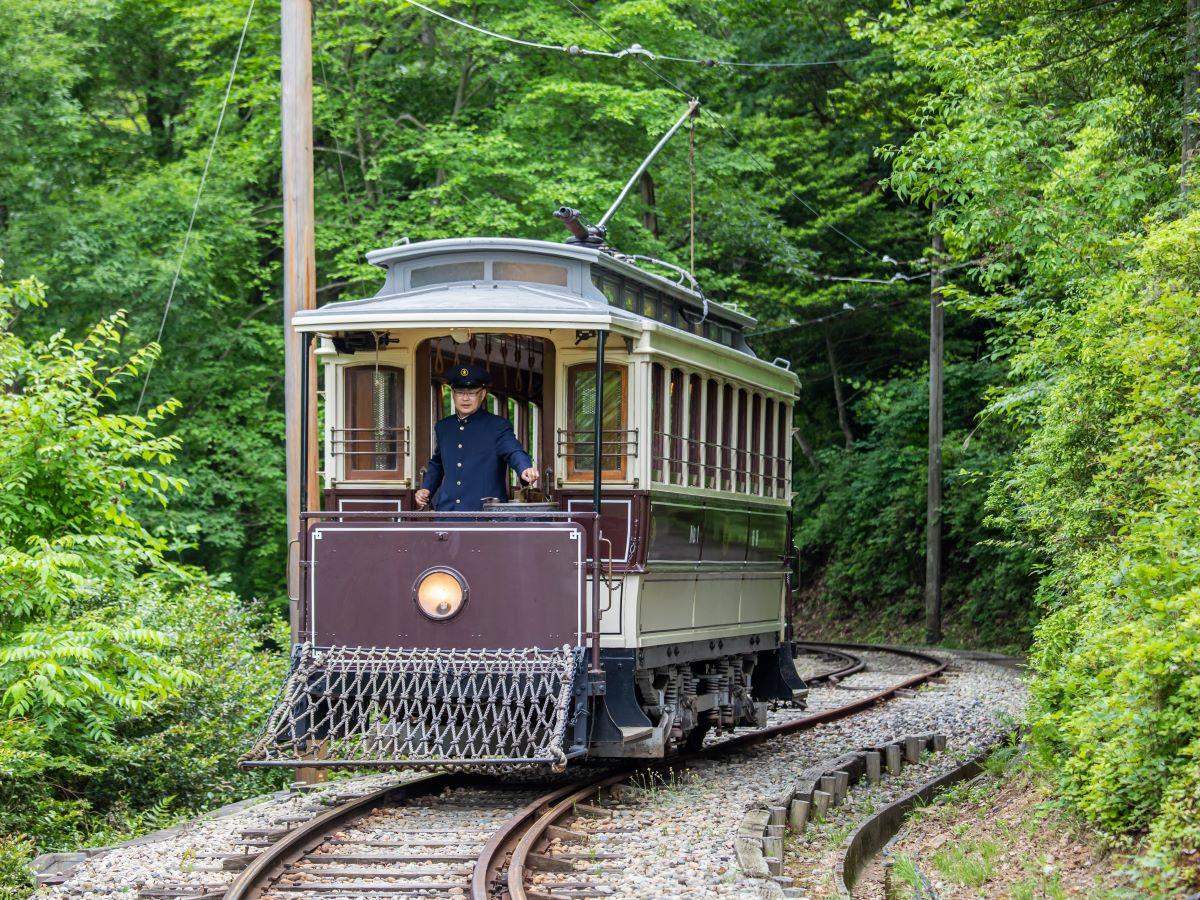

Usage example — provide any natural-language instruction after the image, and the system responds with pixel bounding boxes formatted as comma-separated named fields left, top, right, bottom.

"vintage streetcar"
left=244, top=216, right=807, bottom=770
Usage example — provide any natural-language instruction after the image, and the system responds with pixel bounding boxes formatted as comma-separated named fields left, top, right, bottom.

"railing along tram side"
left=240, top=507, right=610, bottom=770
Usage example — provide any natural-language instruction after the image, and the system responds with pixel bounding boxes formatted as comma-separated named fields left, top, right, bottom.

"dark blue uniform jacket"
left=420, top=410, right=534, bottom=512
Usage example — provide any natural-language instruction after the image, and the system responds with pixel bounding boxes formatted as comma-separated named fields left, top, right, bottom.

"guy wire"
left=136, top=0, right=257, bottom=415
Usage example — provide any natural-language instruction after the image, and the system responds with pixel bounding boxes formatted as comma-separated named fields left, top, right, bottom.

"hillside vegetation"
left=0, top=0, right=1196, bottom=892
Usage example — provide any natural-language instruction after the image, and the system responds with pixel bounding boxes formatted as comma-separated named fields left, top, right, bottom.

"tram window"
left=410, top=261, right=485, bottom=287
left=777, top=402, right=789, bottom=495
left=641, top=290, right=659, bottom=320
left=687, top=373, right=702, bottom=485
left=669, top=369, right=685, bottom=483
left=651, top=363, right=665, bottom=482
left=343, top=365, right=405, bottom=480
left=598, top=275, right=623, bottom=309
left=625, top=284, right=642, bottom=317
left=493, top=261, right=569, bottom=286
left=678, top=306, right=695, bottom=334
left=764, top=398, right=776, bottom=497
left=736, top=388, right=749, bottom=492
left=566, top=363, right=628, bottom=479
left=705, top=379, right=719, bottom=489
left=721, top=383, right=734, bottom=491
left=751, top=393, right=763, bottom=494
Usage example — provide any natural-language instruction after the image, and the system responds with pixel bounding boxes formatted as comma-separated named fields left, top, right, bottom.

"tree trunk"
left=354, top=121, right=378, bottom=206
left=794, top=426, right=818, bottom=470
left=1185, top=0, right=1199, bottom=189
left=924, top=227, right=945, bottom=645
left=639, top=170, right=659, bottom=237
left=823, top=326, right=854, bottom=449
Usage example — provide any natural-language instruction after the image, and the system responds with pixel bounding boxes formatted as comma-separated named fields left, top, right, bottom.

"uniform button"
left=457, top=443, right=463, bottom=448
left=455, top=498, right=461, bottom=503
left=459, top=426, right=465, bottom=431
left=457, top=462, right=463, bottom=467
left=456, top=480, right=462, bottom=485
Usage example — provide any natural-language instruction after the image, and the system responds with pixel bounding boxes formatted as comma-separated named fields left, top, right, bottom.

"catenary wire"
left=397, top=0, right=868, bottom=69
left=560, top=0, right=894, bottom=265
left=136, top=0, right=257, bottom=415
left=396, top=0, right=918, bottom=277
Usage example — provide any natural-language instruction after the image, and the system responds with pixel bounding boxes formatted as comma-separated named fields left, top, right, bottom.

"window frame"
left=343, top=364, right=406, bottom=481
left=565, top=361, right=630, bottom=481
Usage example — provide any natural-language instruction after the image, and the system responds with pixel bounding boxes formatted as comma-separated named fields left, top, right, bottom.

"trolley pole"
left=924, top=228, right=945, bottom=645
left=282, top=0, right=316, bottom=645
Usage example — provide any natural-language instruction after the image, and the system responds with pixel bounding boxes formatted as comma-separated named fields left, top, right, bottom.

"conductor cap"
left=448, top=363, right=491, bottom=389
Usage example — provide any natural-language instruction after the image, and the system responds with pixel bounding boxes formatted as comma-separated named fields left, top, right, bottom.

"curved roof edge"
left=363, top=236, right=755, bottom=328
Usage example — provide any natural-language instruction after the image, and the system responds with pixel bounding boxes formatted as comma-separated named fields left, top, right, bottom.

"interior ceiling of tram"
left=427, top=333, right=546, bottom=406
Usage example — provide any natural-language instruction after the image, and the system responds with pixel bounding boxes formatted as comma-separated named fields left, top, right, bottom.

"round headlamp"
left=413, top=567, right=468, bottom=621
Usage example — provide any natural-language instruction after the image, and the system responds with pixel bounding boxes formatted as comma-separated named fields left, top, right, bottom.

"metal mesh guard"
left=241, top=644, right=583, bottom=770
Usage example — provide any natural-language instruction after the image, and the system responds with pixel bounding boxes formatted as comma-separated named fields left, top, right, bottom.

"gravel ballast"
left=35, top=649, right=1024, bottom=899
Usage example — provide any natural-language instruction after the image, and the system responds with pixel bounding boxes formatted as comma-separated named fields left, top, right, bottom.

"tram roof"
left=293, top=281, right=642, bottom=334
left=293, top=237, right=757, bottom=337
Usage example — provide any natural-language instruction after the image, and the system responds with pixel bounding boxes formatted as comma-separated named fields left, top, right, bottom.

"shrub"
left=0, top=268, right=288, bottom=891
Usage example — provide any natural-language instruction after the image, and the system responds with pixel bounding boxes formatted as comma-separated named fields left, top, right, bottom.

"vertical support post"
left=282, top=0, right=316, bottom=644
left=924, top=228, right=945, bottom=645
left=300, top=332, right=312, bottom=515
left=591, top=330, right=607, bottom=673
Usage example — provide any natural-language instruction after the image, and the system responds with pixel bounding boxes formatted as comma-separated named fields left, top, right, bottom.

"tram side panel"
left=304, top=520, right=585, bottom=649
left=586, top=493, right=801, bottom=758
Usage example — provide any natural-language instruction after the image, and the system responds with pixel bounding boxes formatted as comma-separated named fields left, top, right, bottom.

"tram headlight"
left=413, top=568, right=468, bottom=621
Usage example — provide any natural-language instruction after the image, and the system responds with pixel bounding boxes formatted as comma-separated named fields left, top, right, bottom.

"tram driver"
left=415, top=363, right=539, bottom=512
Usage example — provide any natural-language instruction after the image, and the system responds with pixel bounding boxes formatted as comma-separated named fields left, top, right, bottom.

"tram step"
left=618, top=725, right=653, bottom=743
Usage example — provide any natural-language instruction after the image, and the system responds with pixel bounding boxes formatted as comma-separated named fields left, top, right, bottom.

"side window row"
left=649, top=362, right=789, bottom=498
left=330, top=359, right=788, bottom=498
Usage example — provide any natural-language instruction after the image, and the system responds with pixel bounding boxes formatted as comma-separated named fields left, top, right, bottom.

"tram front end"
left=241, top=512, right=592, bottom=770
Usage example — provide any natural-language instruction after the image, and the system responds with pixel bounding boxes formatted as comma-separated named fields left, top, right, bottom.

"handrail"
left=652, top=429, right=788, bottom=494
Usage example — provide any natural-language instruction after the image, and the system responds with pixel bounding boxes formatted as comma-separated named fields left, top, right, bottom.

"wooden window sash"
left=344, top=365, right=405, bottom=481
left=565, top=362, right=629, bottom=481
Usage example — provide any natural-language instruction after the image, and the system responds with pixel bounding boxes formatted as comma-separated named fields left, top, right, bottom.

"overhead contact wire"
left=559, top=0, right=898, bottom=270
left=398, top=0, right=867, bottom=69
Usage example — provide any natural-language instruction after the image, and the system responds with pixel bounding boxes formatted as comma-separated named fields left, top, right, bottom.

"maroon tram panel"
left=305, top=521, right=583, bottom=649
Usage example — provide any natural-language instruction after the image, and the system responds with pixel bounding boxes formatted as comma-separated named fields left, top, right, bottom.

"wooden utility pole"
left=924, top=228, right=945, bottom=645
left=282, top=0, right=316, bottom=644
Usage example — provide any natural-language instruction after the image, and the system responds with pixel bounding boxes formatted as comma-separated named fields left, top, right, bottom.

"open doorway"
left=415, top=334, right=556, bottom=495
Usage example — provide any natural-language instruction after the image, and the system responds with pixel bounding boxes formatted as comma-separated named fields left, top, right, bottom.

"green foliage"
left=864, top=0, right=1200, bottom=885
left=0, top=269, right=287, bottom=890
left=932, top=838, right=1001, bottom=888
left=793, top=360, right=1037, bottom=647
left=0, top=833, right=34, bottom=900
left=1, top=0, right=1196, bottom=885
left=1023, top=212, right=1200, bottom=870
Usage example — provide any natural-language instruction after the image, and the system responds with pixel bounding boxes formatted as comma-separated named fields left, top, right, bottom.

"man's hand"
left=520, top=467, right=539, bottom=485
left=415, top=488, right=431, bottom=509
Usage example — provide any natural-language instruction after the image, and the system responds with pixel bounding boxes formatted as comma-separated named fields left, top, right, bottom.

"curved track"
left=225, top=642, right=944, bottom=899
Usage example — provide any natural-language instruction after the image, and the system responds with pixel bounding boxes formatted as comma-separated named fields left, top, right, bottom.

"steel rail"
left=225, top=644, right=941, bottom=899
left=796, top=643, right=865, bottom=684
left=224, top=771, right=462, bottom=900
left=485, top=642, right=945, bottom=900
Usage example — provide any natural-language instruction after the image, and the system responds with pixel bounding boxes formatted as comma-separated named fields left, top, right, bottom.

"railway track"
left=221, top=642, right=944, bottom=900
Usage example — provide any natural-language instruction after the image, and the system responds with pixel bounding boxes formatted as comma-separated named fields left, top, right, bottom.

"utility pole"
left=281, top=0, right=316, bottom=644
left=924, top=226, right=945, bottom=645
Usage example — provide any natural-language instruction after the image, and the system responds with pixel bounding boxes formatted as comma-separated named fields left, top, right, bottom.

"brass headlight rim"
left=412, top=566, right=470, bottom=622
